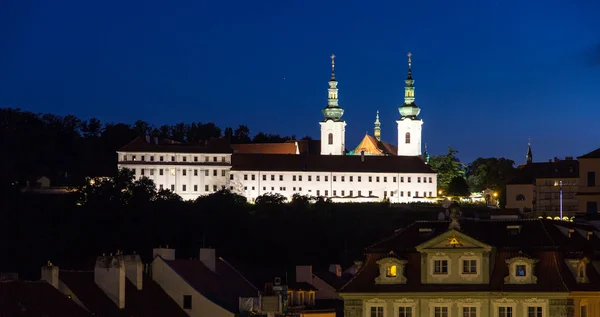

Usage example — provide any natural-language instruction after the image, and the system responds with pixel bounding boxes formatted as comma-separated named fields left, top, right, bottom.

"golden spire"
left=407, top=52, right=412, bottom=69
left=331, top=54, right=336, bottom=71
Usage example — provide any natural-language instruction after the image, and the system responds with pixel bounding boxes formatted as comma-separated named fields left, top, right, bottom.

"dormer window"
left=566, top=258, right=590, bottom=283
left=505, top=256, right=538, bottom=284
left=375, top=257, right=407, bottom=284
left=516, top=265, right=527, bottom=277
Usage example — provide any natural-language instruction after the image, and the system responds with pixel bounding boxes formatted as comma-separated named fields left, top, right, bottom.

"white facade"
left=320, top=120, right=346, bottom=155
left=117, top=151, right=437, bottom=203
left=231, top=170, right=437, bottom=203
left=397, top=118, right=423, bottom=156
left=117, top=151, right=231, bottom=201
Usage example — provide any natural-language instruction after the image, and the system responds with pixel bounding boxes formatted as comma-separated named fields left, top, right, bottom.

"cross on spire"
left=331, top=54, right=336, bottom=69
left=407, top=52, right=412, bottom=68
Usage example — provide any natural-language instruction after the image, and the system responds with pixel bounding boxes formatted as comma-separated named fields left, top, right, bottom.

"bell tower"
left=320, top=54, right=346, bottom=155
left=397, top=52, right=423, bottom=156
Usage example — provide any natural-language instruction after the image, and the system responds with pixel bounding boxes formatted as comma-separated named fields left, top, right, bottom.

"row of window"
left=369, top=305, right=543, bottom=317
left=158, top=184, right=226, bottom=192
left=240, top=174, right=433, bottom=183
left=136, top=168, right=227, bottom=177
left=124, top=154, right=226, bottom=163
left=242, top=187, right=434, bottom=198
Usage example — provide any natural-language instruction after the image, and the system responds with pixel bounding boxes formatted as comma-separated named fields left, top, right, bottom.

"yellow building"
left=339, top=215, right=600, bottom=317
left=576, top=148, right=600, bottom=213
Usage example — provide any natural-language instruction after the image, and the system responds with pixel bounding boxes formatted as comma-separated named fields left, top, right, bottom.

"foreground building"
left=117, top=53, right=437, bottom=202
left=339, top=216, right=600, bottom=317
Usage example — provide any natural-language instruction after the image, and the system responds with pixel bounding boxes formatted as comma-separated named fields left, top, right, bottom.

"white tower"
left=320, top=54, right=346, bottom=155
left=397, top=52, right=423, bottom=156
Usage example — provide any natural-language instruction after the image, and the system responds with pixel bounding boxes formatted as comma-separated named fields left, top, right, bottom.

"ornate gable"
left=415, top=229, right=492, bottom=252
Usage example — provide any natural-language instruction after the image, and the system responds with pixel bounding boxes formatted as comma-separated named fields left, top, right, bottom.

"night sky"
left=1, top=0, right=599, bottom=164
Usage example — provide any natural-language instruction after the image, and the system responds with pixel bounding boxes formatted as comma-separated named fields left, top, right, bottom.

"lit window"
left=386, top=265, right=397, bottom=277
left=170, top=169, right=175, bottom=176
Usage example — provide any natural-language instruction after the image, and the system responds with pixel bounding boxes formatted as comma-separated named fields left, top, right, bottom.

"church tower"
left=374, top=111, right=381, bottom=141
left=320, top=54, right=346, bottom=155
left=397, top=52, right=423, bottom=156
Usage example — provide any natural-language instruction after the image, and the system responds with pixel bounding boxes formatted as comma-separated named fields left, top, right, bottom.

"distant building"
left=576, top=147, right=600, bottom=214
left=339, top=216, right=600, bottom=317
left=506, top=142, right=578, bottom=216
left=117, top=53, right=438, bottom=203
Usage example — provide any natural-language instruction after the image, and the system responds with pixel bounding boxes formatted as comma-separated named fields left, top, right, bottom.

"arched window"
left=405, top=132, right=411, bottom=144
left=516, top=194, right=526, bottom=201
left=328, top=133, right=333, bottom=145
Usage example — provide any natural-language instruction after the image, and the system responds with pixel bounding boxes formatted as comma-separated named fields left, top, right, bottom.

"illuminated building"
left=117, top=53, right=437, bottom=202
left=339, top=215, right=600, bottom=317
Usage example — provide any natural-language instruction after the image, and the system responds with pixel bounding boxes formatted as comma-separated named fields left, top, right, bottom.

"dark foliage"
left=0, top=108, right=297, bottom=188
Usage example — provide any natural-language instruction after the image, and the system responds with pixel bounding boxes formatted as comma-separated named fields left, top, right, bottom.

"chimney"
left=41, top=261, right=59, bottom=289
left=554, top=157, right=559, bottom=163
left=200, top=248, right=216, bottom=272
left=145, top=135, right=150, bottom=143
left=566, top=156, right=574, bottom=160
left=329, top=264, right=342, bottom=277
left=152, top=246, right=176, bottom=261
left=296, top=265, right=313, bottom=284
left=123, top=254, right=143, bottom=290
left=361, top=150, right=365, bottom=162
left=94, top=254, right=126, bottom=309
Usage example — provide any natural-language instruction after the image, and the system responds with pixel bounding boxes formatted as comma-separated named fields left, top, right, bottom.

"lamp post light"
left=559, top=180, right=563, bottom=220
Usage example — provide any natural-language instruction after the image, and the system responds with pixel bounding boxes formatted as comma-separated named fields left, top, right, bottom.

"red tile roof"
left=232, top=143, right=298, bottom=154
left=231, top=153, right=435, bottom=173
left=59, top=270, right=187, bottom=317
left=352, top=135, right=397, bottom=156
left=0, top=280, right=89, bottom=317
left=340, top=219, right=600, bottom=293
left=164, top=257, right=259, bottom=313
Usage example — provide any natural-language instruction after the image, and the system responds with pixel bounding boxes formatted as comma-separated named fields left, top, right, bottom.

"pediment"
left=415, top=229, right=492, bottom=252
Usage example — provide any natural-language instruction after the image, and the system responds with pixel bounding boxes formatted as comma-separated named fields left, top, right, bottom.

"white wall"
left=319, top=120, right=346, bottom=155
left=117, top=151, right=438, bottom=203
left=397, top=119, right=423, bottom=156
left=152, top=257, right=234, bottom=317
left=231, top=170, right=437, bottom=203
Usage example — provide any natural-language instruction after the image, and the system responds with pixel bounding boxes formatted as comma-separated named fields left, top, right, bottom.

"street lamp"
left=554, top=180, right=564, bottom=220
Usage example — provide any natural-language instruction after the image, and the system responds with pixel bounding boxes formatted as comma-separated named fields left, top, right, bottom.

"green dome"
left=399, top=103, right=420, bottom=118
left=323, top=106, right=344, bottom=121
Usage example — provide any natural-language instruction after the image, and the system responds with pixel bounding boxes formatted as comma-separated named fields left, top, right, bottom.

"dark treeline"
left=0, top=108, right=311, bottom=189
left=0, top=170, right=471, bottom=281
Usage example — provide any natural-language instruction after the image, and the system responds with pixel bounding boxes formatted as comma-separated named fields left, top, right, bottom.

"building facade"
left=576, top=148, right=600, bottom=213
left=506, top=143, right=578, bottom=216
left=117, top=53, right=437, bottom=202
left=339, top=216, right=600, bottom=317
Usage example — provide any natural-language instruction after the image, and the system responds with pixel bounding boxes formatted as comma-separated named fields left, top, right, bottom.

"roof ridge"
left=365, top=221, right=419, bottom=250
left=338, top=254, right=371, bottom=292
left=218, top=257, right=261, bottom=293
left=551, top=252, right=570, bottom=291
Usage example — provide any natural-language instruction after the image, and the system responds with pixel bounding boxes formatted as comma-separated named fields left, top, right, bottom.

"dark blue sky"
left=2, top=0, right=599, bottom=164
